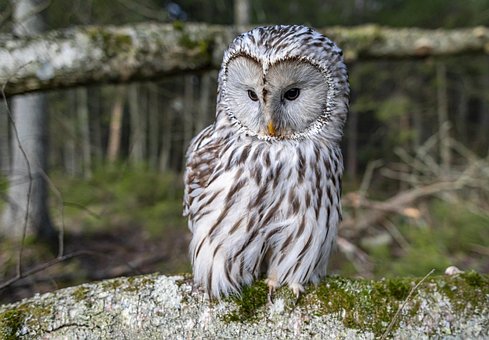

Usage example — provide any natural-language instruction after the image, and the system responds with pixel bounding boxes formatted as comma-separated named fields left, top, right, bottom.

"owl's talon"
left=268, top=285, right=275, bottom=304
left=266, top=278, right=278, bottom=304
left=289, top=283, right=304, bottom=302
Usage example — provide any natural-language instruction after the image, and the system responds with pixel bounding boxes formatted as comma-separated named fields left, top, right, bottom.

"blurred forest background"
left=0, top=0, right=488, bottom=304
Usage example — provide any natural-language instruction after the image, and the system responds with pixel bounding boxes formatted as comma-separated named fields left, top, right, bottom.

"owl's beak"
left=267, top=121, right=277, bottom=137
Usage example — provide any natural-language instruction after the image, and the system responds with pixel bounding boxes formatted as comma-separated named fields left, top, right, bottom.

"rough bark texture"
left=0, top=23, right=488, bottom=96
left=0, top=273, right=487, bottom=339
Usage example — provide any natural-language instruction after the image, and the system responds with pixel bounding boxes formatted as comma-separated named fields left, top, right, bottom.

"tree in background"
left=1, top=0, right=56, bottom=242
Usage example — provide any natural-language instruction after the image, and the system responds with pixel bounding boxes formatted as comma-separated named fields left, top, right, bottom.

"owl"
left=184, top=25, right=349, bottom=299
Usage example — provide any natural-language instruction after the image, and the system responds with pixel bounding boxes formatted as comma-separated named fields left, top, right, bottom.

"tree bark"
left=0, top=0, right=56, bottom=241
left=436, top=62, right=451, bottom=177
left=0, top=24, right=488, bottom=96
left=346, top=109, right=358, bottom=181
left=89, top=87, right=103, bottom=161
left=0, top=99, right=9, bottom=174
left=196, top=73, right=212, bottom=134
left=159, top=100, right=172, bottom=172
left=77, top=87, right=92, bottom=178
left=455, top=77, right=468, bottom=145
left=0, top=273, right=487, bottom=339
left=106, top=86, right=125, bottom=163
left=62, top=90, right=78, bottom=177
left=182, top=76, right=194, bottom=168
left=128, top=83, right=145, bottom=165
left=234, top=0, right=250, bottom=28
left=148, top=84, right=159, bottom=169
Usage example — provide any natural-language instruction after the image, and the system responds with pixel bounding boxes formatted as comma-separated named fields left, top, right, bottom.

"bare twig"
left=380, top=269, right=435, bottom=340
left=0, top=250, right=94, bottom=291
left=358, top=160, right=383, bottom=199
left=383, top=220, right=410, bottom=250
left=336, top=237, right=373, bottom=278
left=342, top=179, right=469, bottom=234
left=0, top=248, right=148, bottom=292
left=63, top=201, right=102, bottom=219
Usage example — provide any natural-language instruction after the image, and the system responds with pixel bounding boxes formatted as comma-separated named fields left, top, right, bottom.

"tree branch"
left=0, top=273, right=487, bottom=338
left=0, top=23, right=488, bottom=96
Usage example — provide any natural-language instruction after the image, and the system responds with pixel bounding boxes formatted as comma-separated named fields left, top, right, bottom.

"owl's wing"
left=183, top=124, right=224, bottom=224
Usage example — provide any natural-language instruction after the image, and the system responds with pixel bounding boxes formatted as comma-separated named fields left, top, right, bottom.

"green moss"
left=178, top=33, right=201, bottom=50
left=0, top=303, right=50, bottom=339
left=385, top=277, right=411, bottom=300
left=434, top=271, right=489, bottom=314
left=122, top=275, right=156, bottom=292
left=101, top=278, right=124, bottom=291
left=311, top=274, right=489, bottom=336
left=0, top=307, right=27, bottom=340
left=175, top=27, right=212, bottom=60
left=172, top=20, right=185, bottom=31
left=85, top=27, right=133, bottom=58
left=222, top=281, right=268, bottom=322
left=314, top=276, right=417, bottom=336
left=72, top=286, right=90, bottom=302
left=462, top=270, right=484, bottom=287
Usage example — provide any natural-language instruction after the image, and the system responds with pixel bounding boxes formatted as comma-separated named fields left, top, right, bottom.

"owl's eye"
left=284, top=88, right=300, bottom=101
left=247, top=90, right=259, bottom=101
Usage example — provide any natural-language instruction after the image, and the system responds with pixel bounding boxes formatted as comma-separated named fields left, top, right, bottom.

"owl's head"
left=217, top=25, right=349, bottom=142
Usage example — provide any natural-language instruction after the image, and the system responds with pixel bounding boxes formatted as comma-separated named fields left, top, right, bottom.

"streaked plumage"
left=184, top=25, right=349, bottom=298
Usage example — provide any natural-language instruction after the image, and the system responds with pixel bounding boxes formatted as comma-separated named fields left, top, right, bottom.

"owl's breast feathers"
left=184, top=125, right=343, bottom=297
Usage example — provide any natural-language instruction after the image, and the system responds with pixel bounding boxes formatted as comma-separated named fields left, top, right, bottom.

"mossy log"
left=0, top=23, right=488, bottom=96
left=0, top=272, right=488, bottom=339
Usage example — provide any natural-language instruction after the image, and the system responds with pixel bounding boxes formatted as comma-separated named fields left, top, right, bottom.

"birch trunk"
left=148, top=84, right=159, bottom=169
left=128, top=83, right=145, bottom=164
left=1, top=24, right=488, bottom=97
left=234, top=0, right=250, bottom=28
left=106, top=86, right=125, bottom=163
left=436, top=62, right=451, bottom=177
left=63, top=91, right=78, bottom=177
left=0, top=0, right=56, bottom=241
left=77, top=87, right=92, bottom=178
left=90, top=88, right=103, bottom=161
left=0, top=99, right=9, bottom=174
left=159, top=102, right=172, bottom=172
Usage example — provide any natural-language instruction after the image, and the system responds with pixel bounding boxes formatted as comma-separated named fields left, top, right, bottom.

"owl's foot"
left=265, top=278, right=279, bottom=304
left=289, top=283, right=304, bottom=302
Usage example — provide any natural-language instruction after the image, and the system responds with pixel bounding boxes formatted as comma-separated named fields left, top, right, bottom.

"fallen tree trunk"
left=0, top=23, right=488, bottom=96
left=0, top=272, right=487, bottom=339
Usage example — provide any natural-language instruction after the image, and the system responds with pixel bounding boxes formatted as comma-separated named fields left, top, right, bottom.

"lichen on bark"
left=0, top=272, right=487, bottom=339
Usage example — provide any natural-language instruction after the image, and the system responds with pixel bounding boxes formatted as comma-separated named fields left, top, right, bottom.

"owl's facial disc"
left=225, top=56, right=328, bottom=139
